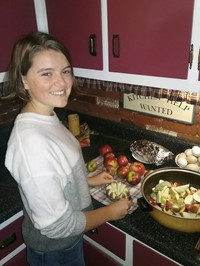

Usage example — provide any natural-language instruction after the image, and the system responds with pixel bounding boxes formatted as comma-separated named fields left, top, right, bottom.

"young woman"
left=4, top=31, right=133, bottom=266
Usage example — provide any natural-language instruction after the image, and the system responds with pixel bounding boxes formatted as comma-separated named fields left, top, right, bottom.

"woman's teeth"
left=50, top=90, right=64, bottom=95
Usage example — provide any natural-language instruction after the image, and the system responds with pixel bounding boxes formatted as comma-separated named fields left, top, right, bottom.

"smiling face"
left=22, top=49, right=73, bottom=115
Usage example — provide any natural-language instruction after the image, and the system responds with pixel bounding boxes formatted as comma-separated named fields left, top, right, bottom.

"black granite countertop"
left=0, top=110, right=200, bottom=266
left=0, top=125, right=23, bottom=222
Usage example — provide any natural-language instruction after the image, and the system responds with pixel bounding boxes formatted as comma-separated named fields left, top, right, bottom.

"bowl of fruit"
left=138, top=167, right=200, bottom=233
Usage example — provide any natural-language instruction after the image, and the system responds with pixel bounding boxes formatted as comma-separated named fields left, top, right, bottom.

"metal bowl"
left=138, top=167, right=200, bottom=233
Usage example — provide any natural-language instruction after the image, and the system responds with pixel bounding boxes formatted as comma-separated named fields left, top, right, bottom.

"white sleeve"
left=7, top=131, right=87, bottom=238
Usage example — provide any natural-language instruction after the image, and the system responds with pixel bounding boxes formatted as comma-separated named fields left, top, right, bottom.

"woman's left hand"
left=87, top=171, right=115, bottom=187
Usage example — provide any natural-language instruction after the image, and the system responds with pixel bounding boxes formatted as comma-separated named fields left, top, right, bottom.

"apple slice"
left=170, top=187, right=180, bottom=201
left=193, top=190, right=200, bottom=203
left=156, top=191, right=162, bottom=204
left=162, top=187, right=169, bottom=198
left=110, top=182, right=117, bottom=191
left=181, top=212, right=197, bottom=219
left=106, top=182, right=129, bottom=201
left=174, top=184, right=190, bottom=193
left=184, top=194, right=194, bottom=205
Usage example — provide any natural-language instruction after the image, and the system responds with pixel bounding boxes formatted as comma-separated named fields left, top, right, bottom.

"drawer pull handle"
left=112, top=34, right=120, bottom=58
left=0, top=233, right=16, bottom=249
left=89, top=34, right=97, bottom=56
left=89, top=228, right=98, bottom=234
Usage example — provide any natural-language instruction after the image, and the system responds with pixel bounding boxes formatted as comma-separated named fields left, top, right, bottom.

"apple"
left=103, top=151, right=116, bottom=160
left=86, top=160, right=98, bottom=172
left=149, top=198, right=157, bottom=206
left=117, top=155, right=129, bottom=166
left=165, top=200, right=175, bottom=211
left=174, top=182, right=181, bottom=187
left=103, top=158, right=119, bottom=169
left=99, top=144, right=113, bottom=157
left=185, top=204, right=199, bottom=213
left=117, top=165, right=129, bottom=179
left=104, top=165, right=117, bottom=176
left=129, top=161, right=145, bottom=176
left=126, top=170, right=141, bottom=185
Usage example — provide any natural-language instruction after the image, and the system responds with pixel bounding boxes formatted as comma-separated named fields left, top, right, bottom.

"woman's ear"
left=21, top=75, right=29, bottom=90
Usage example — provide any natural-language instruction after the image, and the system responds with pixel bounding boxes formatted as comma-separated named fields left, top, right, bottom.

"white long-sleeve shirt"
left=5, top=111, right=92, bottom=251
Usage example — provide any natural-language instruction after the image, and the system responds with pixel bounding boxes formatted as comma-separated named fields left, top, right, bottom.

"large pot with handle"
left=137, top=167, right=200, bottom=233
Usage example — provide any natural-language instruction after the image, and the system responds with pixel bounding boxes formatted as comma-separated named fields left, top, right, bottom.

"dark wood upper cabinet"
left=108, top=0, right=194, bottom=79
left=0, top=0, right=37, bottom=72
left=46, top=0, right=103, bottom=70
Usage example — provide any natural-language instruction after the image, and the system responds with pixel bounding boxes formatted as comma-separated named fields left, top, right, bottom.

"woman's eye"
left=42, top=73, right=51, bottom=77
left=63, top=69, right=71, bottom=75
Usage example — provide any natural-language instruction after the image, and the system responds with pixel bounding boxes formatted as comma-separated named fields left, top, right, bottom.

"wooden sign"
left=123, top=93, right=195, bottom=124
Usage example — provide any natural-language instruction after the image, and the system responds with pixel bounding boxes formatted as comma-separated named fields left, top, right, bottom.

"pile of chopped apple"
left=106, top=181, right=130, bottom=201
left=149, top=180, right=200, bottom=219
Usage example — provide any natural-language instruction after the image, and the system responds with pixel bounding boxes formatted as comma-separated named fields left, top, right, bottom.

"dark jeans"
left=27, top=235, right=85, bottom=266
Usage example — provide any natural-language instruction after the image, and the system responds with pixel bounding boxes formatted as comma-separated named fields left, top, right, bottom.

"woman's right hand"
left=106, top=198, right=134, bottom=221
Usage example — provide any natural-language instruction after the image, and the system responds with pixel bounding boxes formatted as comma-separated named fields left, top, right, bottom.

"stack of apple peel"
left=106, top=181, right=130, bottom=201
left=149, top=180, right=200, bottom=219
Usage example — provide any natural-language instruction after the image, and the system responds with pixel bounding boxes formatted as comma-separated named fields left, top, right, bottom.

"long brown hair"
left=3, top=31, right=75, bottom=101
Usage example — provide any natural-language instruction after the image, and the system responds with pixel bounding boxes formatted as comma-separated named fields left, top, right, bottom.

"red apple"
left=99, top=144, right=113, bottom=157
left=117, top=155, right=129, bottom=166
left=104, top=165, right=117, bottom=176
left=126, top=170, right=141, bottom=185
left=103, top=158, right=119, bottom=169
left=129, top=161, right=145, bottom=176
left=185, top=204, right=199, bottom=213
left=174, top=182, right=181, bottom=187
left=103, top=151, right=116, bottom=160
left=149, top=199, right=157, bottom=206
left=117, top=165, right=129, bottom=179
left=165, top=200, right=175, bottom=211
left=86, top=160, right=98, bottom=172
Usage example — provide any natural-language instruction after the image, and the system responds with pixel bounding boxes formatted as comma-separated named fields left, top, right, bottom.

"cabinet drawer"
left=133, top=240, right=179, bottom=266
left=83, top=239, right=121, bottom=266
left=4, top=248, right=28, bottom=266
left=85, top=223, right=126, bottom=260
left=0, top=216, right=24, bottom=260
